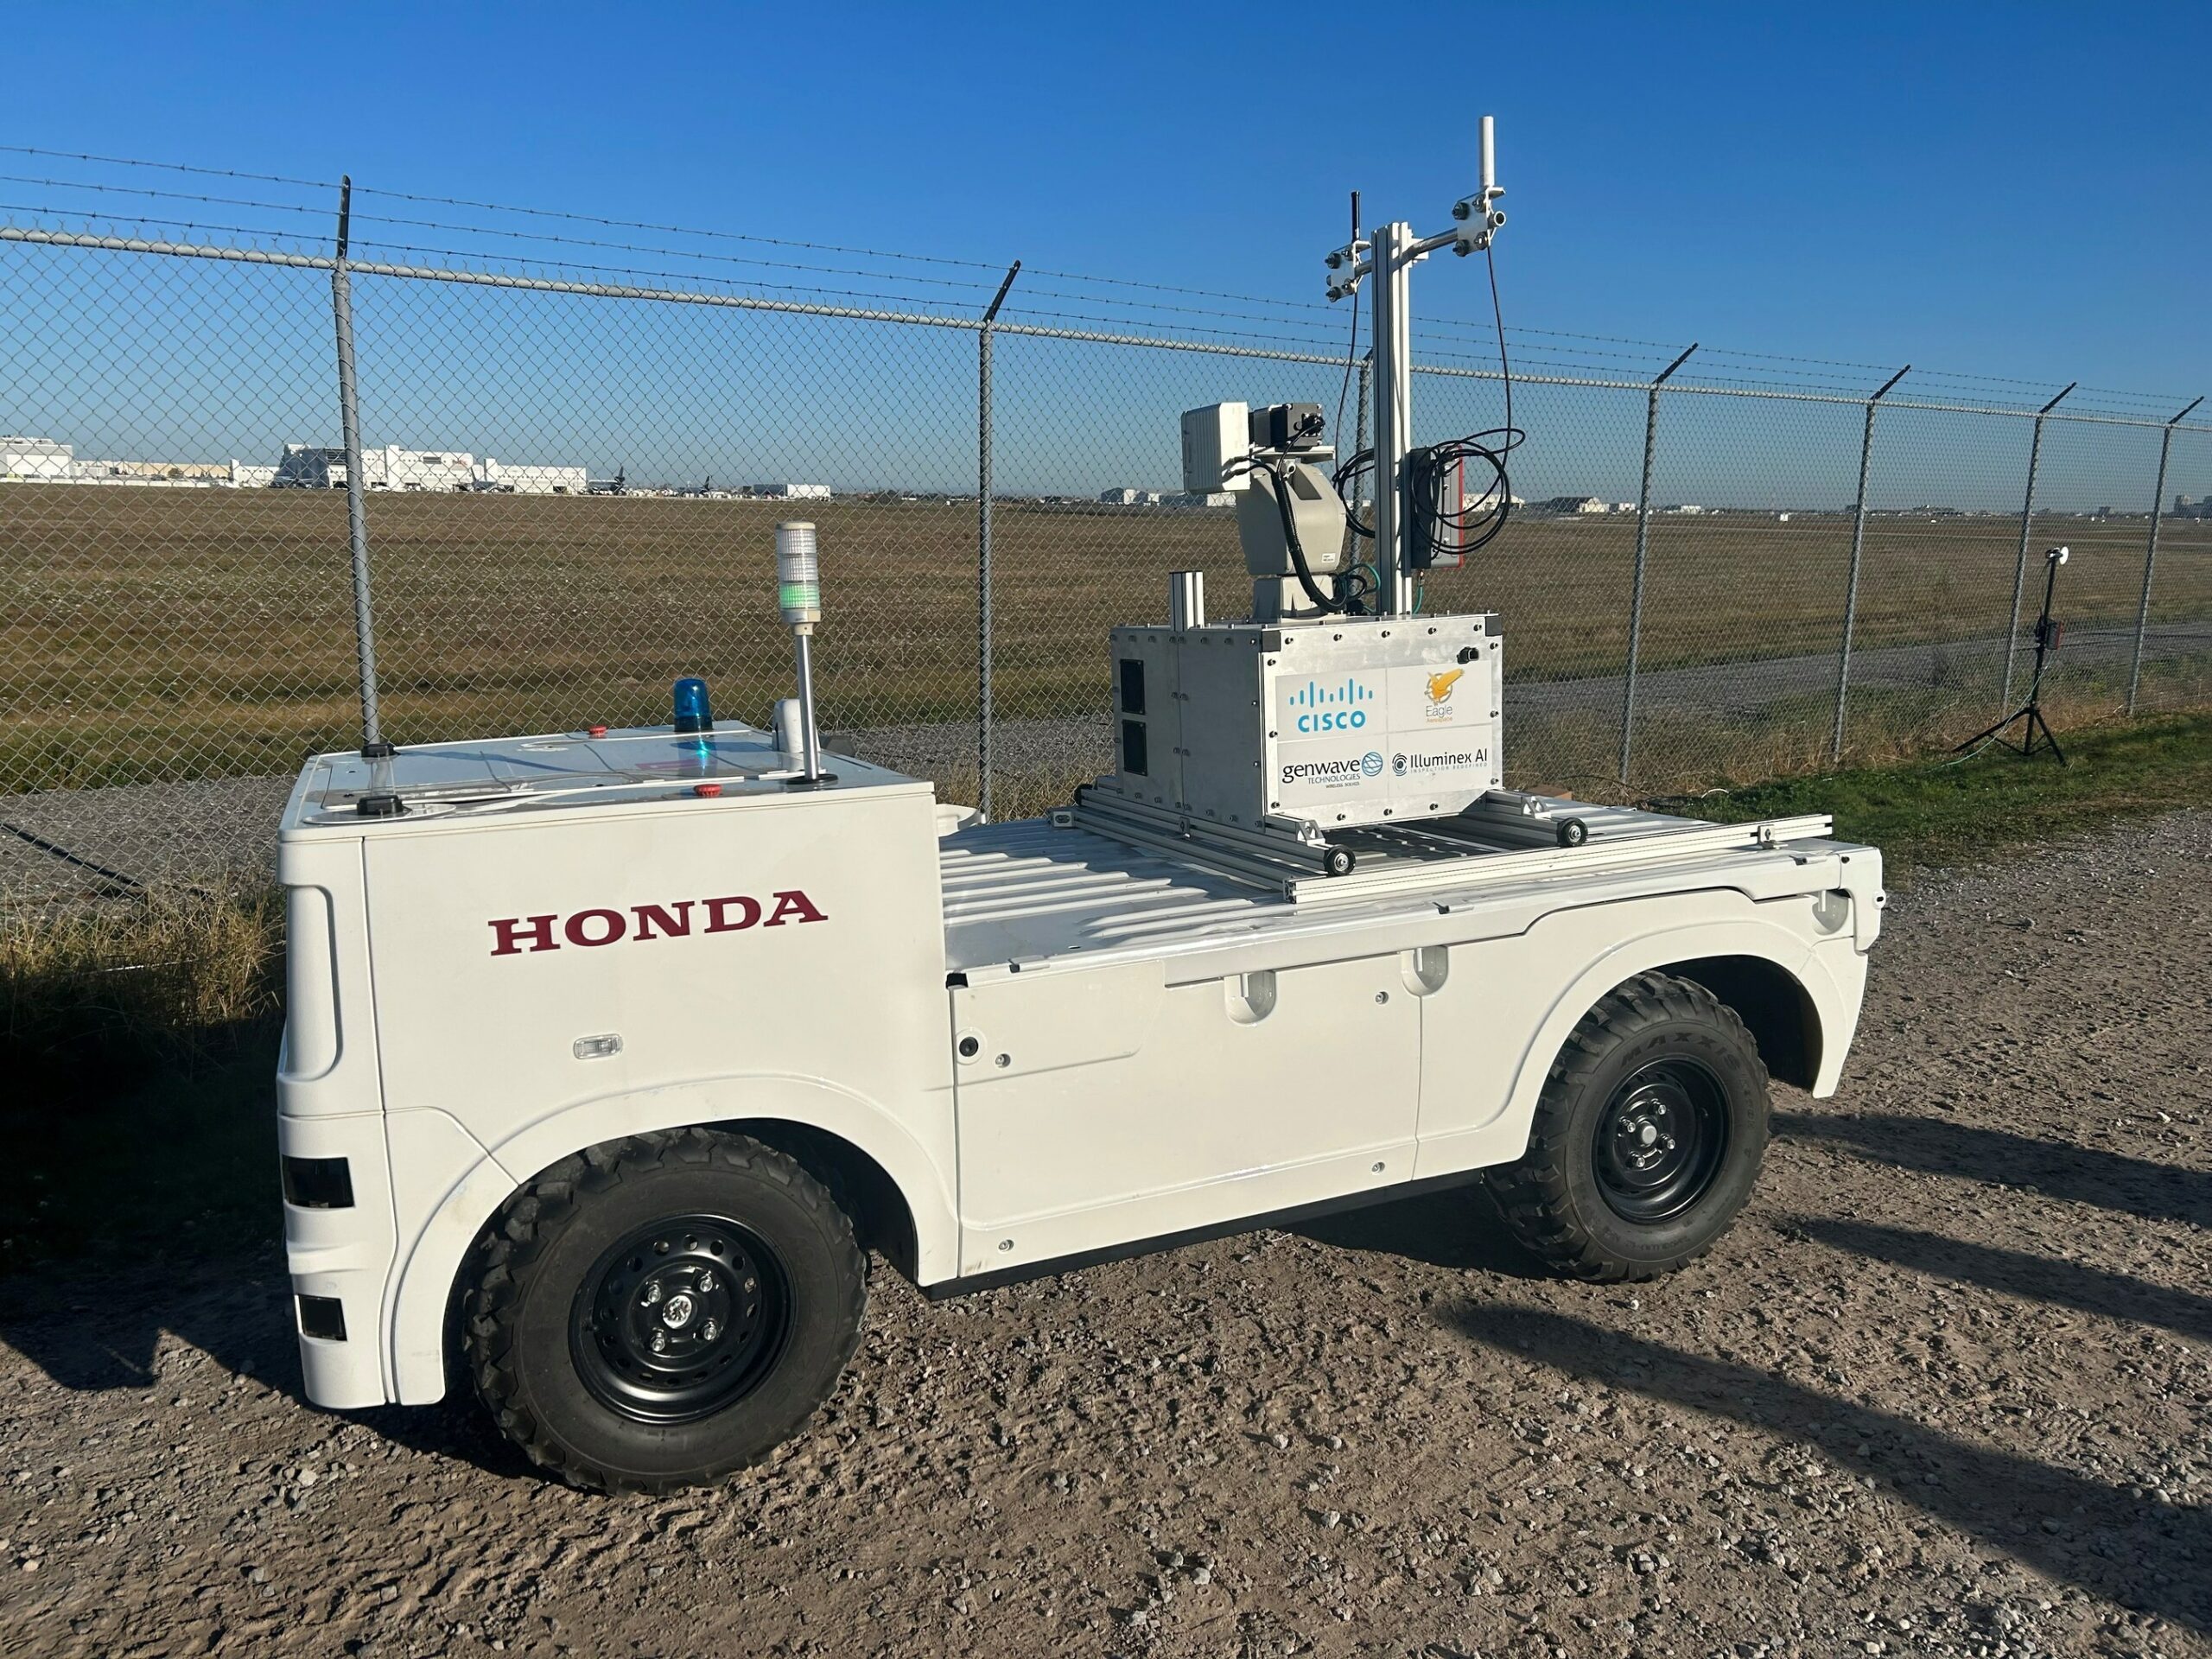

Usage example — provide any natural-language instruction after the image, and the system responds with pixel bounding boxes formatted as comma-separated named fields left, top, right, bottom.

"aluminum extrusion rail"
left=1069, top=794, right=1834, bottom=904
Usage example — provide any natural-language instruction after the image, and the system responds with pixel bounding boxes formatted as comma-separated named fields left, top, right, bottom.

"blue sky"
left=5, top=2, right=2209, bottom=504
left=11, top=0, right=2209, bottom=399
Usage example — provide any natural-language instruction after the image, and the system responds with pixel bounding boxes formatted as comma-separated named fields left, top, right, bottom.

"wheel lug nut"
left=698, top=1271, right=716, bottom=1294
left=641, top=1281, right=663, bottom=1306
left=651, top=1330, right=668, bottom=1354
left=702, top=1319, right=720, bottom=1341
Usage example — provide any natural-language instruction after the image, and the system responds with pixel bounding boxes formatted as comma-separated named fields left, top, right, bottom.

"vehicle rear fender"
left=385, top=1074, right=957, bottom=1404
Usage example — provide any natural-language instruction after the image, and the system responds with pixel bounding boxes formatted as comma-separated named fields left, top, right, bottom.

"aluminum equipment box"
left=1096, top=611, right=1503, bottom=830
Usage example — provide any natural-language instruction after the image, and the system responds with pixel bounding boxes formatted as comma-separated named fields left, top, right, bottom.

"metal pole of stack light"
left=777, top=521, right=824, bottom=783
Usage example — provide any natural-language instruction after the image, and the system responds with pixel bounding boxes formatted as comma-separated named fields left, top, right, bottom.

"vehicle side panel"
left=950, top=951, right=1422, bottom=1274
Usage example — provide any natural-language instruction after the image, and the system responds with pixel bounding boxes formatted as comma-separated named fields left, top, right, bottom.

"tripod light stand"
left=1955, top=546, right=2070, bottom=765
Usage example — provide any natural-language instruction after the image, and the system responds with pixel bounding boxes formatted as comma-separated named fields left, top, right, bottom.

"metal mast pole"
left=1328, top=116, right=1504, bottom=617
left=1369, top=222, right=1416, bottom=615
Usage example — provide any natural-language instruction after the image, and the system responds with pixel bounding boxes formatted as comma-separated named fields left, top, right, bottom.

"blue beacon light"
left=672, top=677, right=713, bottom=736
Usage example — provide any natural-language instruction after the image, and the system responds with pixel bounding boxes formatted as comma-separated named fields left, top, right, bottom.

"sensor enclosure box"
left=1181, top=402, right=1250, bottom=493
left=1096, top=612, right=1503, bottom=831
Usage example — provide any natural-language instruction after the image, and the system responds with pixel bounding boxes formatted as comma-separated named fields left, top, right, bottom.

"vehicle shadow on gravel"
left=1777, top=1110, right=2211, bottom=1228
left=1454, top=1303, right=2212, bottom=1637
left=1291, top=1182, right=1552, bottom=1276
left=0, top=1253, right=544, bottom=1479
left=1796, top=1217, right=2212, bottom=1344
left=0, top=1252, right=290, bottom=1395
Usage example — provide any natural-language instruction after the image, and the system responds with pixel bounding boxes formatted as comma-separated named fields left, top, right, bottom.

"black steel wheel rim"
left=1592, top=1058, right=1729, bottom=1223
left=569, top=1213, right=792, bottom=1424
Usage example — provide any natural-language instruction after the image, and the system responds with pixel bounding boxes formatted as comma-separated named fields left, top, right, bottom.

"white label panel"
left=1274, top=736, right=1389, bottom=807
left=1384, top=660, right=1488, bottom=733
left=1274, top=667, right=1389, bottom=740
left=1387, top=725, right=1497, bottom=790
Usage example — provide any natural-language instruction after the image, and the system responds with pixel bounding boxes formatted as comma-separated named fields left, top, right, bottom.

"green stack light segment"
left=776, top=521, right=822, bottom=628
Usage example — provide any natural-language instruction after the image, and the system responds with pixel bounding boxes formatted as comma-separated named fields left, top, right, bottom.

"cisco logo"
left=1287, top=675, right=1377, bottom=734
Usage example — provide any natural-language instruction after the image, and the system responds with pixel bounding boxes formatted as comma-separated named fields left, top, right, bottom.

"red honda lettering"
left=631, top=900, right=694, bottom=941
left=764, top=889, right=829, bottom=927
left=488, top=913, right=559, bottom=956
left=703, top=894, right=762, bottom=932
left=564, top=908, right=626, bottom=947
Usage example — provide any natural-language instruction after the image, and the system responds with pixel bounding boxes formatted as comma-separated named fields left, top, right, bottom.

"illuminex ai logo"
left=1392, top=748, right=1486, bottom=777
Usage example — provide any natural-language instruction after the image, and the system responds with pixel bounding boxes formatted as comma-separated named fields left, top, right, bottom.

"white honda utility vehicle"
left=274, top=606, right=1881, bottom=1493
left=273, top=136, right=1882, bottom=1491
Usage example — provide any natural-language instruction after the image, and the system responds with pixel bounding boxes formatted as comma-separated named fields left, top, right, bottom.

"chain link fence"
left=2, top=159, right=2207, bottom=901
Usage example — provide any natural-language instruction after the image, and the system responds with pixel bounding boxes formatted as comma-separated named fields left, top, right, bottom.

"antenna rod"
left=1479, top=116, right=1496, bottom=195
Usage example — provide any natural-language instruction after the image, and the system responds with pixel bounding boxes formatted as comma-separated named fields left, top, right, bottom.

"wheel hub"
left=570, top=1215, right=790, bottom=1424
left=1592, top=1059, right=1728, bottom=1223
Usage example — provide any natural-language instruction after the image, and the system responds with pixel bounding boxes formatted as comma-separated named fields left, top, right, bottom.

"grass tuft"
left=1674, top=709, right=2212, bottom=881
left=0, top=887, right=285, bottom=1072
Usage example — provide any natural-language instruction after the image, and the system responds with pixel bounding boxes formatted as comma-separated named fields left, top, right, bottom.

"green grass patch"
left=1675, top=709, right=2212, bottom=880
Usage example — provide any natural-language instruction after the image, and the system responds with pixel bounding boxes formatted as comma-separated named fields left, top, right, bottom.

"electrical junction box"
left=1096, top=612, right=1503, bottom=830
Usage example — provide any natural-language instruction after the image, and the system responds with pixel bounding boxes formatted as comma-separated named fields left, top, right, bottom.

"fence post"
left=1831, top=365, right=1910, bottom=763
left=328, top=175, right=389, bottom=755
left=1618, top=343, right=1697, bottom=787
left=2128, top=395, right=2202, bottom=715
left=1999, top=383, right=2075, bottom=711
left=976, top=261, right=1020, bottom=820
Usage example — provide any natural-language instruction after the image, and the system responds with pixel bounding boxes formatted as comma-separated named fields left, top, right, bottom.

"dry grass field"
left=2, top=483, right=2206, bottom=794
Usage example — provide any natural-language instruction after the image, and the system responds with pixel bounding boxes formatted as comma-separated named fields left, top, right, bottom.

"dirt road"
left=2, top=813, right=2207, bottom=1658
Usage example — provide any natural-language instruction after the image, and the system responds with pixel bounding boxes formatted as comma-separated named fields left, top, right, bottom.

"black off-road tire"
left=1484, top=972, right=1770, bottom=1281
left=464, top=1127, right=866, bottom=1493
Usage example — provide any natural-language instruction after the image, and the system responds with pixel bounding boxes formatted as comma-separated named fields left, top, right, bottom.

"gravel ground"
left=1, top=812, right=2208, bottom=1659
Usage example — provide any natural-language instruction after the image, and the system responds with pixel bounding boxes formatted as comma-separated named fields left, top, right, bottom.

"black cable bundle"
left=1329, top=243, right=1523, bottom=576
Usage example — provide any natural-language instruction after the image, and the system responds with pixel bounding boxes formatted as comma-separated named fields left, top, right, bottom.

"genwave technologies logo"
left=1360, top=751, right=1384, bottom=778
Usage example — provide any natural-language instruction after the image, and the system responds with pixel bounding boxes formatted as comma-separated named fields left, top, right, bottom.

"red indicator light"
left=693, top=783, right=723, bottom=798
left=588, top=723, right=608, bottom=738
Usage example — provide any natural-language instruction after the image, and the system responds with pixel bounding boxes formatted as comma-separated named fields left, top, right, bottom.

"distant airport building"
left=1, top=436, right=74, bottom=480
left=1536, top=495, right=1610, bottom=515
left=73, top=456, right=232, bottom=484
left=274, top=443, right=586, bottom=493
left=753, top=482, right=832, bottom=499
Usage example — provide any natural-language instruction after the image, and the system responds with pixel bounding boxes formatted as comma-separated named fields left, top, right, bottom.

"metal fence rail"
left=1, top=170, right=2207, bottom=901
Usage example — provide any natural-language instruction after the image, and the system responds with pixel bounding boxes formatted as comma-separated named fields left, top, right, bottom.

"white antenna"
left=1322, top=116, right=1510, bottom=615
